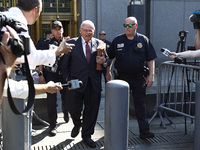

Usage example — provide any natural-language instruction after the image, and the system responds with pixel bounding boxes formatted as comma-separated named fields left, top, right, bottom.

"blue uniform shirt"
left=108, top=33, right=157, bottom=75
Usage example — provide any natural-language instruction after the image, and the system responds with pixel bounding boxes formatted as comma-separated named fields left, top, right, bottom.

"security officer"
left=99, top=30, right=111, bottom=84
left=106, top=16, right=157, bottom=139
left=38, top=21, right=69, bottom=136
left=35, top=29, right=53, bottom=50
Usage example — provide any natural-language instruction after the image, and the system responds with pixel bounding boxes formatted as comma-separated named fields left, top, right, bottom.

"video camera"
left=189, top=10, right=200, bottom=29
left=0, top=13, right=30, bottom=57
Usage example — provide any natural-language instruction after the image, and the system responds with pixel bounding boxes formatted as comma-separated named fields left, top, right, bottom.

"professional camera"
left=0, top=14, right=29, bottom=57
left=189, top=10, right=200, bottom=29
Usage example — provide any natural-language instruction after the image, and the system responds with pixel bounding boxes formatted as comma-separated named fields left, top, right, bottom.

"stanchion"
left=104, top=80, right=129, bottom=150
left=2, top=97, right=31, bottom=150
left=194, top=82, right=200, bottom=150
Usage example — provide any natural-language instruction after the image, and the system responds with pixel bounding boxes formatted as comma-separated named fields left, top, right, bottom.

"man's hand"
left=45, top=81, right=63, bottom=94
left=146, top=74, right=154, bottom=88
left=55, top=38, right=75, bottom=56
left=96, top=56, right=106, bottom=64
left=168, top=52, right=177, bottom=59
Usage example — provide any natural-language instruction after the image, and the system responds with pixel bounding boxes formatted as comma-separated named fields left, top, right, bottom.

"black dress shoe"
left=139, top=130, right=155, bottom=139
left=49, top=126, right=57, bottom=136
left=71, top=126, right=81, bottom=138
left=83, top=137, right=96, bottom=148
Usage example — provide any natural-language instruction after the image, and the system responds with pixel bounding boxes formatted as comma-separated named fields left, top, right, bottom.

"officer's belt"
left=118, top=71, right=144, bottom=79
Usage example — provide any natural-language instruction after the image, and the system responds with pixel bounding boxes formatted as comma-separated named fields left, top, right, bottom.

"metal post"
left=2, top=97, right=31, bottom=150
left=194, top=81, right=200, bottom=150
left=104, top=80, right=129, bottom=150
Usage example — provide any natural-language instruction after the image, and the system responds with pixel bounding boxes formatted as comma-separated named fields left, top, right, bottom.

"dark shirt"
left=107, top=33, right=157, bottom=75
left=43, top=37, right=64, bottom=72
left=103, top=40, right=112, bottom=68
left=35, top=38, right=45, bottom=50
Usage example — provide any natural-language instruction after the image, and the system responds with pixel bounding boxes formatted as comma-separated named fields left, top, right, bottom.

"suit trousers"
left=119, top=75, right=149, bottom=133
left=66, top=78, right=101, bottom=138
left=45, top=71, right=68, bottom=128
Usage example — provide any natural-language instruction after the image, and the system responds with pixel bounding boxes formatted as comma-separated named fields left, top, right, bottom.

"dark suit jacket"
left=62, top=36, right=106, bottom=92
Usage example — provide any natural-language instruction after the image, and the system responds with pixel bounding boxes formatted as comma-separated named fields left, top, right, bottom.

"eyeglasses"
left=82, top=28, right=94, bottom=33
left=123, top=23, right=136, bottom=28
left=99, top=33, right=106, bottom=35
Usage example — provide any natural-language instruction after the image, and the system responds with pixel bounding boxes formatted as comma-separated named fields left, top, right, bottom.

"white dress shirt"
left=2, top=7, right=56, bottom=69
left=1, top=7, right=56, bottom=98
left=3, top=79, right=29, bottom=99
left=81, top=36, right=91, bottom=57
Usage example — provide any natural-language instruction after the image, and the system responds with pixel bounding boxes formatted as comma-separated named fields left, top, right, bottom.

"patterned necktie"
left=86, top=42, right=91, bottom=63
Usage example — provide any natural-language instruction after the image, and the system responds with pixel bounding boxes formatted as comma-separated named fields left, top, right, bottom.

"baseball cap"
left=52, top=21, right=63, bottom=29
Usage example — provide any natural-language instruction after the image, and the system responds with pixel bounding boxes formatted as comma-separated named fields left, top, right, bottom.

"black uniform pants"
left=45, top=71, right=68, bottom=128
left=119, top=75, right=149, bottom=133
left=66, top=78, right=101, bottom=139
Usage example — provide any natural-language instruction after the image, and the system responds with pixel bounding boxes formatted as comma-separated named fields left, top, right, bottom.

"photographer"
left=0, top=0, right=75, bottom=99
left=0, top=26, right=63, bottom=103
left=1, top=0, right=74, bottom=70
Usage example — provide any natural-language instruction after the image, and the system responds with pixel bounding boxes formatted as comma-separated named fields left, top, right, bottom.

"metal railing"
left=149, top=61, right=200, bottom=129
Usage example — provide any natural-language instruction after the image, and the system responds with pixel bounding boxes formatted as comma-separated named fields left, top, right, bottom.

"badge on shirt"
left=137, top=43, right=143, bottom=48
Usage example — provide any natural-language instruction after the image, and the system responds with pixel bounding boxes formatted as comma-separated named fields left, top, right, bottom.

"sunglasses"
left=123, top=23, right=136, bottom=28
left=99, top=33, right=106, bottom=35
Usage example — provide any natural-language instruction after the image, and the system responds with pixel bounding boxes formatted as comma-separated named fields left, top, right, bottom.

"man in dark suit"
left=62, top=20, right=108, bottom=148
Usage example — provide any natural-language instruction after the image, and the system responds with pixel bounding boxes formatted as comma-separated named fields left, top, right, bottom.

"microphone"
left=161, top=48, right=171, bottom=56
left=160, top=48, right=183, bottom=64
left=57, top=79, right=83, bottom=90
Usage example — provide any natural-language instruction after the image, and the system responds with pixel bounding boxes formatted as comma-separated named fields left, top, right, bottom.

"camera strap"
left=6, top=46, right=35, bottom=115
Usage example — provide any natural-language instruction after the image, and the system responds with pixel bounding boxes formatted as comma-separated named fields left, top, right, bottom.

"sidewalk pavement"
left=31, top=77, right=194, bottom=150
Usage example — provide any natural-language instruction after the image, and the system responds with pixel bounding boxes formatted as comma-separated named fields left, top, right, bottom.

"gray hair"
left=125, top=16, right=138, bottom=24
left=80, top=20, right=95, bottom=30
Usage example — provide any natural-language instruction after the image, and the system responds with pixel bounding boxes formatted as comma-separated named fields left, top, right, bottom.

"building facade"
left=1, top=0, right=200, bottom=66
left=0, top=0, right=78, bottom=44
